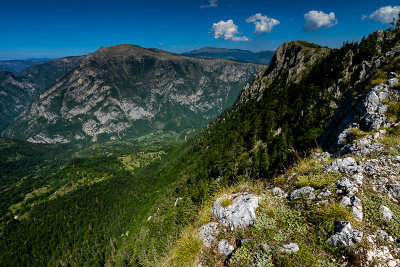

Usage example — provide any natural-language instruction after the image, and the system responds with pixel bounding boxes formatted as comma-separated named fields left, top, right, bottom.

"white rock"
left=327, top=221, right=363, bottom=246
left=199, top=222, right=219, bottom=247
left=271, top=187, right=285, bottom=197
left=340, top=196, right=352, bottom=206
left=278, top=243, right=299, bottom=254
left=387, top=78, right=399, bottom=86
left=379, top=205, right=393, bottom=222
left=325, top=157, right=360, bottom=174
left=218, top=239, right=234, bottom=255
left=212, top=193, right=258, bottom=230
left=288, top=186, right=315, bottom=201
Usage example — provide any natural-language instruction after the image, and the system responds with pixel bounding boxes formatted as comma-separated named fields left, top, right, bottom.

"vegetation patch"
left=295, top=173, right=341, bottom=189
left=220, top=197, right=233, bottom=208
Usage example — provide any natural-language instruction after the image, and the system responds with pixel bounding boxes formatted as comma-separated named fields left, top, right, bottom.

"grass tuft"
left=163, top=226, right=203, bottom=267
left=220, top=197, right=233, bottom=208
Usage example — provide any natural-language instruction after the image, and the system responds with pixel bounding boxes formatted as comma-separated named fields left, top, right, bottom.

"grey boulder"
left=379, top=205, right=393, bottom=222
left=278, top=243, right=299, bottom=254
left=288, top=186, right=315, bottom=201
left=218, top=239, right=234, bottom=256
left=212, top=192, right=258, bottom=230
left=387, top=184, right=400, bottom=198
left=325, top=157, right=360, bottom=174
left=327, top=221, right=363, bottom=246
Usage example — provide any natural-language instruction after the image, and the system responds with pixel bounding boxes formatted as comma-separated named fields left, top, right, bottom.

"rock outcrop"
left=327, top=221, right=363, bottom=246
left=212, top=193, right=259, bottom=230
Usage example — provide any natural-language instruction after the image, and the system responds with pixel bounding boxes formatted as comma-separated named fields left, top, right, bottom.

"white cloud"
left=210, top=20, right=249, bottom=41
left=303, top=10, right=338, bottom=32
left=364, top=5, right=400, bottom=24
left=245, top=13, right=280, bottom=35
left=201, top=0, right=218, bottom=8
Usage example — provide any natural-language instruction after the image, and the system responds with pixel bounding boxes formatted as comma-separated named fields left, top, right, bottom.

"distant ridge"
left=0, top=58, right=51, bottom=72
left=182, top=46, right=274, bottom=65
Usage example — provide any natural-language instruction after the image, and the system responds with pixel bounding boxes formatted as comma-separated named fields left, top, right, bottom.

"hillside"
left=182, top=47, right=274, bottom=65
left=1, top=27, right=400, bottom=266
left=3, top=45, right=261, bottom=144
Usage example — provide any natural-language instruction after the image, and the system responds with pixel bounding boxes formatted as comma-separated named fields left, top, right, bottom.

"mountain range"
left=0, top=56, right=84, bottom=133
left=0, top=58, right=52, bottom=72
left=3, top=45, right=261, bottom=144
left=182, top=46, right=274, bottom=65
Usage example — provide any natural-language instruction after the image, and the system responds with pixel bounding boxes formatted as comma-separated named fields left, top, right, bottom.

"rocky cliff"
left=0, top=71, right=37, bottom=132
left=0, top=57, right=83, bottom=134
left=3, top=45, right=261, bottom=144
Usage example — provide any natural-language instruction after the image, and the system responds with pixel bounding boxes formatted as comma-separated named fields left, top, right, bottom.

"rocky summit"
left=3, top=45, right=260, bottom=144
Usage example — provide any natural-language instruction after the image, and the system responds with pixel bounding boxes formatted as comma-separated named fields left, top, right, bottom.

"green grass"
left=346, top=128, right=368, bottom=144
left=295, top=173, right=341, bottom=189
left=220, top=197, right=233, bottom=208
left=163, top=226, right=203, bottom=267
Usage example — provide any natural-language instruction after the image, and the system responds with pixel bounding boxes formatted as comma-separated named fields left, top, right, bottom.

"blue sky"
left=0, top=0, right=399, bottom=59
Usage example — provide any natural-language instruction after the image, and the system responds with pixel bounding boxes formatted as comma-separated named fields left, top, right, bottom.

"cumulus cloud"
left=303, top=10, right=338, bottom=32
left=201, top=0, right=218, bottom=8
left=210, top=20, right=249, bottom=41
left=363, top=5, right=400, bottom=24
left=245, top=13, right=280, bottom=35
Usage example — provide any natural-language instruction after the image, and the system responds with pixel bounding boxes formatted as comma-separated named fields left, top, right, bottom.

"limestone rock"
left=387, top=78, right=399, bottom=86
left=327, top=221, right=363, bottom=246
left=271, top=187, right=285, bottom=197
left=212, top=193, right=259, bottom=230
left=387, top=184, right=400, bottom=198
left=388, top=72, right=397, bottom=79
left=278, top=243, right=299, bottom=254
left=317, top=189, right=332, bottom=199
left=218, top=239, right=234, bottom=256
left=198, top=222, right=219, bottom=247
left=379, top=205, right=393, bottom=222
left=325, top=157, right=360, bottom=174
left=335, top=178, right=356, bottom=193
left=288, top=186, right=315, bottom=201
